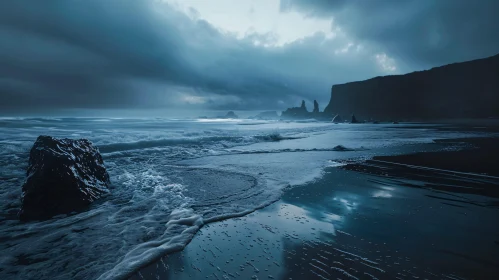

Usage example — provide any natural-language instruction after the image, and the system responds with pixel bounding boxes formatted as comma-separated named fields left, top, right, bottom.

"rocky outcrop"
left=332, top=145, right=352, bottom=151
left=281, top=100, right=332, bottom=120
left=351, top=114, right=360, bottom=123
left=281, top=100, right=310, bottom=119
left=224, top=111, right=238, bottom=119
left=313, top=100, right=319, bottom=113
left=19, top=136, right=110, bottom=221
left=300, top=100, right=306, bottom=110
left=324, top=54, right=499, bottom=120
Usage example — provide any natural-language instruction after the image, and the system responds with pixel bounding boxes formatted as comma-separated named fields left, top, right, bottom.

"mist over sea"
left=0, top=117, right=492, bottom=279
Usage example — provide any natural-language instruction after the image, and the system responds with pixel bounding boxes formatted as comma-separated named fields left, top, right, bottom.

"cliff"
left=324, top=54, right=499, bottom=121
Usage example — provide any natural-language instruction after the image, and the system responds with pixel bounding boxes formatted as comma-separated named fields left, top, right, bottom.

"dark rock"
left=19, top=136, right=110, bottom=221
left=281, top=100, right=331, bottom=120
left=351, top=114, right=360, bottom=123
left=313, top=100, right=319, bottom=113
left=281, top=101, right=310, bottom=119
left=332, top=114, right=343, bottom=123
left=392, top=121, right=399, bottom=124
left=332, top=145, right=352, bottom=151
left=225, top=111, right=238, bottom=119
left=300, top=100, right=306, bottom=110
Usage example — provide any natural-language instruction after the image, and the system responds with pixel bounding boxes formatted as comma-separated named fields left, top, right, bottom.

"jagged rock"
left=225, top=111, right=238, bottom=119
left=332, top=145, right=352, bottom=151
left=351, top=114, right=360, bottom=123
left=19, top=136, right=110, bottom=221
left=281, top=100, right=330, bottom=120
left=281, top=101, right=310, bottom=119
left=300, top=100, right=306, bottom=110
left=332, top=114, right=343, bottom=123
left=313, top=100, right=319, bottom=113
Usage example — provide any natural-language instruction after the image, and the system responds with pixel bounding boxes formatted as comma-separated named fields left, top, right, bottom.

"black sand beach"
left=132, top=136, right=499, bottom=280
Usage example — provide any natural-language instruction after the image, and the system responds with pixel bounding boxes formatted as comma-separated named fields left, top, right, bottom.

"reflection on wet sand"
left=133, top=138, right=499, bottom=280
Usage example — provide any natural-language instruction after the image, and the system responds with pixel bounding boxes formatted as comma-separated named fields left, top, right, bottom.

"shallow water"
left=134, top=167, right=499, bottom=280
left=0, top=118, right=493, bottom=279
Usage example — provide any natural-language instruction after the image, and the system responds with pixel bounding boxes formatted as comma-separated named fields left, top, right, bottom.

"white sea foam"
left=0, top=118, right=491, bottom=279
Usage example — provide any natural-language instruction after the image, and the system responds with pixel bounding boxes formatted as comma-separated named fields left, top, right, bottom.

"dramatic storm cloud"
left=0, top=0, right=497, bottom=113
left=280, top=0, right=499, bottom=68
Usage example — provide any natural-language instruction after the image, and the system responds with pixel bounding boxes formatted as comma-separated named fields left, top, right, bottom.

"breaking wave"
left=98, top=133, right=301, bottom=154
left=0, top=121, right=310, bottom=280
left=0, top=118, right=486, bottom=280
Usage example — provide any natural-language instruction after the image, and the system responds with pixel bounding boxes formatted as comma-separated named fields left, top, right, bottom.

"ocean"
left=0, top=117, right=491, bottom=279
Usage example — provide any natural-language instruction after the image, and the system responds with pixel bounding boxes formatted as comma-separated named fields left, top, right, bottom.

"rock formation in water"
left=300, top=100, right=306, bottom=110
left=281, top=99, right=332, bottom=120
left=332, top=114, right=343, bottom=123
left=324, top=54, right=499, bottom=120
left=281, top=100, right=332, bottom=120
left=313, top=100, right=319, bottom=113
left=224, top=111, right=238, bottom=119
left=19, top=136, right=110, bottom=221
left=351, top=114, right=359, bottom=123
left=281, top=100, right=310, bottom=119
left=253, top=111, right=279, bottom=120
left=332, top=145, right=352, bottom=151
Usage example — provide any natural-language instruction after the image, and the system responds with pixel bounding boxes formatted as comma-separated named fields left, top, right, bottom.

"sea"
left=0, top=117, right=491, bottom=279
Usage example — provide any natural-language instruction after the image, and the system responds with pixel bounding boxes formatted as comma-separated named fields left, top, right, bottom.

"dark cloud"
left=1, top=0, right=496, bottom=113
left=280, top=0, right=499, bottom=69
left=0, top=0, right=387, bottom=113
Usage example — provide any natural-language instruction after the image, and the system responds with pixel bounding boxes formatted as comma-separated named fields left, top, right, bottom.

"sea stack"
left=351, top=114, right=360, bottom=123
left=313, top=100, right=319, bottom=113
left=19, top=136, right=110, bottom=221
left=281, top=100, right=310, bottom=119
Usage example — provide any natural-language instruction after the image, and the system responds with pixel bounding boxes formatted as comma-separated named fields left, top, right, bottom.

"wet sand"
left=132, top=137, right=499, bottom=280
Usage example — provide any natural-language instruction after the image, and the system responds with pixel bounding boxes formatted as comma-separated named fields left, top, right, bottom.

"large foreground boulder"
left=19, top=136, right=110, bottom=221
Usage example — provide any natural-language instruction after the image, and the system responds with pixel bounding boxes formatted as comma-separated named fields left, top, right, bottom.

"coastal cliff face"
left=324, top=54, right=499, bottom=121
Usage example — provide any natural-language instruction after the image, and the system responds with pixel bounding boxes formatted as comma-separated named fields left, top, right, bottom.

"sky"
left=0, top=0, right=498, bottom=115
